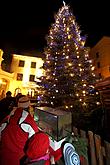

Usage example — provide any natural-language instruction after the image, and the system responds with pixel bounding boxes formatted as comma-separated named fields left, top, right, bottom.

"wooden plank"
left=88, top=131, right=97, bottom=165
left=104, top=140, right=110, bottom=165
left=94, top=134, right=104, bottom=165
left=80, top=130, right=89, bottom=165
left=80, top=129, right=86, bottom=138
left=101, top=147, right=105, bottom=157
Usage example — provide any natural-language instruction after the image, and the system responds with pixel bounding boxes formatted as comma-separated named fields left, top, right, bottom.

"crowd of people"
left=0, top=91, right=80, bottom=165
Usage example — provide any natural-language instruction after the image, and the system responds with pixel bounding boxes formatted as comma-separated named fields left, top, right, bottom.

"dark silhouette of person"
left=0, top=91, right=16, bottom=122
left=15, top=93, right=22, bottom=107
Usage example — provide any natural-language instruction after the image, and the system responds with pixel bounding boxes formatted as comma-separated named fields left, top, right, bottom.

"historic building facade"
left=0, top=49, right=44, bottom=98
left=90, top=36, right=110, bottom=79
left=0, top=49, right=14, bottom=99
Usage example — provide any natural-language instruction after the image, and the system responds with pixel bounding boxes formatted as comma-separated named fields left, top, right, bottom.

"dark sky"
left=0, top=0, right=110, bottom=55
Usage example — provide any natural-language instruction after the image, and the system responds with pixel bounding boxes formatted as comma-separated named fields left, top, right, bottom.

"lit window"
left=29, top=75, right=35, bottom=82
left=19, top=60, right=25, bottom=67
left=31, top=62, right=36, bottom=68
left=17, top=73, right=23, bottom=81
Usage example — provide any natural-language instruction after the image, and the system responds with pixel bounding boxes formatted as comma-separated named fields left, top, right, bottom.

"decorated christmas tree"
left=37, top=2, right=101, bottom=112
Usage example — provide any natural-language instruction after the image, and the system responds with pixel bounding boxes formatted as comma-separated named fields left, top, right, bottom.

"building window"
left=31, top=62, right=36, bottom=68
left=96, top=52, right=99, bottom=58
left=19, top=60, right=25, bottom=67
left=97, top=62, right=100, bottom=68
left=17, top=73, right=23, bottom=81
left=29, top=75, right=35, bottom=82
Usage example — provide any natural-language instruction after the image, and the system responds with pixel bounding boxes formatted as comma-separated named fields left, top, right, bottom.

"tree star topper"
left=63, top=1, right=66, bottom=6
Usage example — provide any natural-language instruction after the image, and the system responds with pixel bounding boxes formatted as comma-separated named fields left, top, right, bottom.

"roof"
left=14, top=50, right=46, bottom=59
left=91, top=36, right=110, bottom=49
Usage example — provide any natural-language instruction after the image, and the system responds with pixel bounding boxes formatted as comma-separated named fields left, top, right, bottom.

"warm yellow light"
left=83, top=102, right=86, bottom=106
left=91, top=66, right=95, bottom=70
left=68, top=63, right=72, bottom=66
left=68, top=35, right=71, bottom=39
left=46, top=76, right=50, bottom=79
left=83, top=91, right=86, bottom=94
left=81, top=41, right=85, bottom=46
left=89, top=60, right=92, bottom=63
left=92, top=73, right=96, bottom=77
left=51, top=102, right=54, bottom=105
left=73, top=20, right=75, bottom=24
left=96, top=102, right=100, bottom=105
left=66, top=56, right=69, bottom=59
left=70, top=73, right=74, bottom=77
left=63, top=18, right=65, bottom=21
left=90, top=85, right=94, bottom=88
left=83, top=84, right=86, bottom=87
left=67, top=27, right=69, bottom=31
left=85, top=54, right=88, bottom=57
left=56, top=20, right=59, bottom=24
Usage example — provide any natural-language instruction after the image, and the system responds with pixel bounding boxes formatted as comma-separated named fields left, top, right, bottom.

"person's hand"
left=50, top=156, right=55, bottom=165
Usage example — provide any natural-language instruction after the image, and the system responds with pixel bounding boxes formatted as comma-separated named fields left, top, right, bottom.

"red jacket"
left=0, top=108, right=39, bottom=165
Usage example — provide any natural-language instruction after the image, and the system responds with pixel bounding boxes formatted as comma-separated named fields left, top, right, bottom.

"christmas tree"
left=37, top=2, right=101, bottom=112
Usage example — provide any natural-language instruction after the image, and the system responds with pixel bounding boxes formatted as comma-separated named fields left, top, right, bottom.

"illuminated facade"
left=0, top=50, right=44, bottom=97
left=10, top=54, right=44, bottom=96
left=90, top=36, right=110, bottom=79
left=0, top=49, right=14, bottom=99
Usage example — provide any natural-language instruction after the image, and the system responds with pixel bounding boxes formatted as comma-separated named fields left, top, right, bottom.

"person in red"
left=0, top=95, right=39, bottom=165
left=21, top=132, right=62, bottom=165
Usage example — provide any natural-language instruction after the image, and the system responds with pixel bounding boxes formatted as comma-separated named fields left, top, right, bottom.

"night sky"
left=0, top=0, right=110, bottom=56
